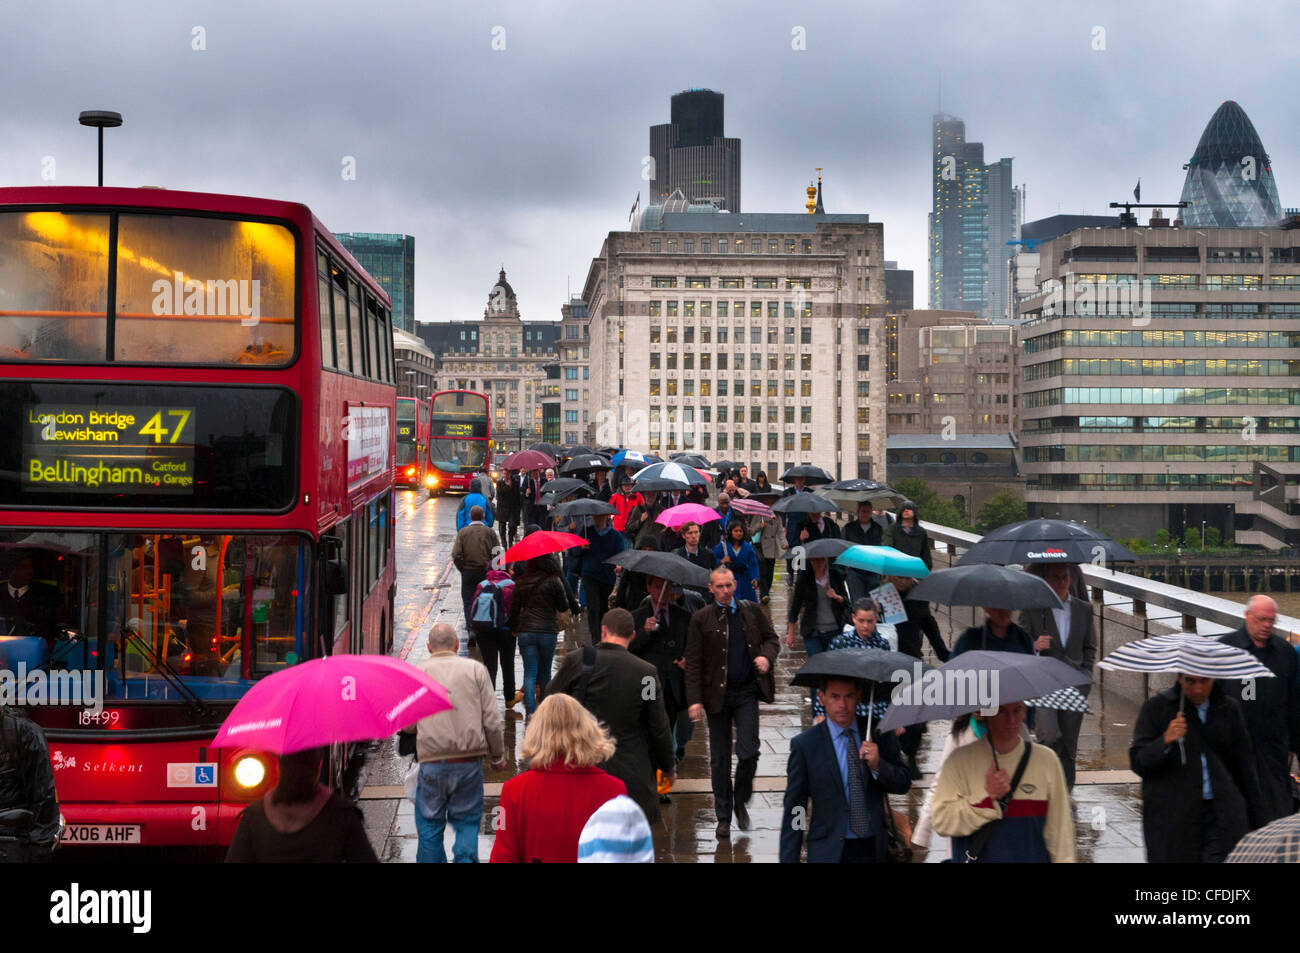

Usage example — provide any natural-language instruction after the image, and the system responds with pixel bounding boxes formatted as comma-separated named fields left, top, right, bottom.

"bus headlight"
left=425, top=474, right=438, bottom=488
left=234, top=756, right=266, bottom=788
left=405, top=466, right=416, bottom=477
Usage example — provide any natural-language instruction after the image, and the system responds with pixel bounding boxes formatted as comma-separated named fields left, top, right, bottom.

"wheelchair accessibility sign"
left=167, top=763, right=217, bottom=787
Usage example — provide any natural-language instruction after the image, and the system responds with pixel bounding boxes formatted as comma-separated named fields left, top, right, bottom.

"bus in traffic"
left=0, top=186, right=397, bottom=849
left=395, top=396, right=434, bottom=489
left=427, top=390, right=491, bottom=493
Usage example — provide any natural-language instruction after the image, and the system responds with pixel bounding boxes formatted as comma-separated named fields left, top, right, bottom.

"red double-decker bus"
left=395, top=396, right=433, bottom=489
left=428, top=390, right=491, bottom=493
left=0, top=186, right=397, bottom=849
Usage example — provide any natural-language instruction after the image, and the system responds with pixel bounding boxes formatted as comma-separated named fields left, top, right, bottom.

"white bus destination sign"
left=23, top=404, right=197, bottom=493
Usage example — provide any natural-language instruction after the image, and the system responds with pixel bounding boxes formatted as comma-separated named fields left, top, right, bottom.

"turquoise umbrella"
left=834, top=544, right=930, bottom=579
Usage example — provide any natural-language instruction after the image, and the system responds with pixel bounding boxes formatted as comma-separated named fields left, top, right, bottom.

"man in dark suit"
left=495, top=470, right=522, bottom=548
left=631, top=577, right=702, bottom=762
left=685, top=567, right=780, bottom=839
left=1019, top=563, right=1097, bottom=789
left=0, top=554, right=57, bottom=647
left=1219, top=595, right=1300, bottom=822
left=780, top=676, right=911, bottom=862
left=700, top=493, right=738, bottom=550
left=547, top=607, right=676, bottom=824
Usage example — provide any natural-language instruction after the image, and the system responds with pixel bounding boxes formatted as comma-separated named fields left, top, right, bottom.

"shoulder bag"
left=962, top=742, right=1033, bottom=863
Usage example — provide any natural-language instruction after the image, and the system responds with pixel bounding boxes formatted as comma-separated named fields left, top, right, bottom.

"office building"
left=334, top=233, right=416, bottom=332
left=887, top=309, right=1017, bottom=436
left=928, top=114, right=1020, bottom=320
left=1179, top=101, right=1283, bottom=228
left=579, top=197, right=886, bottom=480
left=648, top=89, right=741, bottom=212
left=1017, top=217, right=1300, bottom=548
left=414, top=269, right=561, bottom=452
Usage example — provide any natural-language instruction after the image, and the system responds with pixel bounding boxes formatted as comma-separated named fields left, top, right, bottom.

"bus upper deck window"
left=113, top=215, right=296, bottom=366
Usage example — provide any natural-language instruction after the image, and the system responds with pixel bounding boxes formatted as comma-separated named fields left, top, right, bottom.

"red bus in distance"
left=428, top=390, right=492, bottom=493
left=0, top=186, right=397, bottom=849
left=395, top=396, right=434, bottom=490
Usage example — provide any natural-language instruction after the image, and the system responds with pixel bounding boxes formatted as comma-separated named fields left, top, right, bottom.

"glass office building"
left=334, top=233, right=416, bottom=332
left=1179, top=101, right=1283, bottom=228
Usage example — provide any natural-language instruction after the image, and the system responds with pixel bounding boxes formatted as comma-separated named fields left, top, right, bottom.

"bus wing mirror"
left=323, top=559, right=348, bottom=595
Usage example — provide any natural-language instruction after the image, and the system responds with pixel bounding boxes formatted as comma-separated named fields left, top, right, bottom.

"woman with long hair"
left=507, top=553, right=578, bottom=715
left=489, top=694, right=628, bottom=863
left=713, top=519, right=761, bottom=603
left=226, top=748, right=377, bottom=862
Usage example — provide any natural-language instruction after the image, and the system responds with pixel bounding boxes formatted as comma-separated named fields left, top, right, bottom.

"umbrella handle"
left=865, top=683, right=875, bottom=741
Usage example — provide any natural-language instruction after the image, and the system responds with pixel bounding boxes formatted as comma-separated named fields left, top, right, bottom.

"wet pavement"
left=365, top=489, right=1150, bottom=863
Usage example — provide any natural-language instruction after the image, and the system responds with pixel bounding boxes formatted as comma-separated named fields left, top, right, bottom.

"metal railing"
left=918, top=519, right=1300, bottom=707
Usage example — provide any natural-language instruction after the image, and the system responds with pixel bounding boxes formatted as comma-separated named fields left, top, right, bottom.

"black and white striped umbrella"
left=1025, top=686, right=1092, bottom=714
left=1098, top=633, right=1274, bottom=680
left=632, top=461, right=708, bottom=487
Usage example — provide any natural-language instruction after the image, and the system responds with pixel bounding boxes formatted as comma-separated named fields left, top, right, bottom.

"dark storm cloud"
left=2, top=0, right=1297, bottom=321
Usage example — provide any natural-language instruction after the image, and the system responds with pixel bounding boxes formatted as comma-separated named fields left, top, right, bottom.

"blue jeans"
left=415, top=760, right=483, bottom=863
left=517, top=631, right=558, bottom=714
left=804, top=630, right=838, bottom=656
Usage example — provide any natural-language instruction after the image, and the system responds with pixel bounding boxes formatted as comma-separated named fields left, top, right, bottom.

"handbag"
left=961, top=742, right=1033, bottom=863
left=557, top=609, right=576, bottom=631
left=403, top=759, right=420, bottom=803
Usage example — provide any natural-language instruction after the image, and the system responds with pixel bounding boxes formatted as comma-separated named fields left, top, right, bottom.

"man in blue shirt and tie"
left=780, top=676, right=911, bottom=862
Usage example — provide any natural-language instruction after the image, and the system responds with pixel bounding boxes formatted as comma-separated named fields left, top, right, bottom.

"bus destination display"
left=23, top=405, right=197, bottom=494
left=432, top=421, right=480, bottom=438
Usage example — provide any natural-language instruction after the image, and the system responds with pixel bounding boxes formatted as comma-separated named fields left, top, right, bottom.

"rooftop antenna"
left=1109, top=200, right=1189, bottom=226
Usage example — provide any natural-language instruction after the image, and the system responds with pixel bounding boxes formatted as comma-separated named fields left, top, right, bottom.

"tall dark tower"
left=648, top=89, right=741, bottom=212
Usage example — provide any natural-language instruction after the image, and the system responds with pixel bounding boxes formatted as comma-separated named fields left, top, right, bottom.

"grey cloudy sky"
left=2, top=0, right=1296, bottom=323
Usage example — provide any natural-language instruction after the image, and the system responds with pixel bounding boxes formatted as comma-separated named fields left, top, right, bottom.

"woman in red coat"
left=490, top=693, right=627, bottom=863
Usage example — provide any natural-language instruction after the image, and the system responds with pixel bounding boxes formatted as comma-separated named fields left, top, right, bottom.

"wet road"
left=362, top=489, right=1150, bottom=862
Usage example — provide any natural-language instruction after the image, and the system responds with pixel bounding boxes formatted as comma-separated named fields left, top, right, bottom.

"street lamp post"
left=1201, top=519, right=1206, bottom=550
left=78, top=110, right=123, bottom=187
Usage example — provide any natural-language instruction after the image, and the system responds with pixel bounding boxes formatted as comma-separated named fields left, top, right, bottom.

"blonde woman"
left=489, top=694, right=627, bottom=863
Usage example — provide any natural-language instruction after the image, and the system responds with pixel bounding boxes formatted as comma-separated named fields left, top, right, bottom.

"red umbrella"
left=500, top=448, right=556, bottom=471
left=503, top=531, right=588, bottom=563
left=694, top=468, right=713, bottom=483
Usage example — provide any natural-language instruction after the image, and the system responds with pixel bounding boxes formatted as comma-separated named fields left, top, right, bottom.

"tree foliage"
left=891, top=478, right=973, bottom=532
left=974, top=492, right=1028, bottom=534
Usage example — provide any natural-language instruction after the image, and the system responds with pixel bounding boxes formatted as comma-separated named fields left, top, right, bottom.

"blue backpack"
left=470, top=580, right=510, bottom=633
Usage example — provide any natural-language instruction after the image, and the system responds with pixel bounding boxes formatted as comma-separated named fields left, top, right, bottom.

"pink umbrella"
left=212, top=655, right=452, bottom=754
left=730, top=497, right=775, bottom=519
left=655, top=502, right=722, bottom=529
left=694, top=468, right=714, bottom=483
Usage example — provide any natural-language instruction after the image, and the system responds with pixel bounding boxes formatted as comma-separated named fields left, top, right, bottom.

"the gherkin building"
left=1179, top=101, right=1283, bottom=227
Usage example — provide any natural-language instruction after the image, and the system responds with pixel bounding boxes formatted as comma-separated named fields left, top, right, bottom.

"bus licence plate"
left=62, top=824, right=142, bottom=845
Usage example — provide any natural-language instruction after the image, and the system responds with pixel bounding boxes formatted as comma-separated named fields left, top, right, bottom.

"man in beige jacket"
left=407, top=623, right=505, bottom=863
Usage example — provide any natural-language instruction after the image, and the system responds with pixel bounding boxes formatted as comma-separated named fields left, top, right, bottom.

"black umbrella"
left=906, top=564, right=1064, bottom=610
left=957, top=519, right=1136, bottom=566
left=538, top=479, right=594, bottom=506
left=596, top=446, right=620, bottom=456
left=711, top=459, right=741, bottom=473
left=528, top=441, right=560, bottom=458
left=605, top=550, right=712, bottom=589
left=822, top=478, right=905, bottom=509
left=791, top=538, right=854, bottom=560
left=780, top=465, right=834, bottom=485
left=633, top=478, right=696, bottom=492
left=771, top=492, right=841, bottom=515
left=791, top=647, right=934, bottom=689
left=792, top=647, right=937, bottom=734
left=669, top=453, right=711, bottom=469
left=877, top=651, right=1092, bottom=731
left=561, top=444, right=596, bottom=457
left=559, top=453, right=612, bottom=475
left=552, top=498, right=618, bottom=518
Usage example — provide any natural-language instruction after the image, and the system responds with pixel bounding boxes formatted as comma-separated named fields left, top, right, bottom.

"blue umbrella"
left=611, top=449, right=649, bottom=468
left=835, top=545, right=930, bottom=579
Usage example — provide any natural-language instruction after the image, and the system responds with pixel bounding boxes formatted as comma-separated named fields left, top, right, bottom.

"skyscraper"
left=648, top=89, right=741, bottom=212
left=1179, top=100, right=1283, bottom=227
left=334, top=233, right=415, bottom=332
left=927, top=114, right=1018, bottom=320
